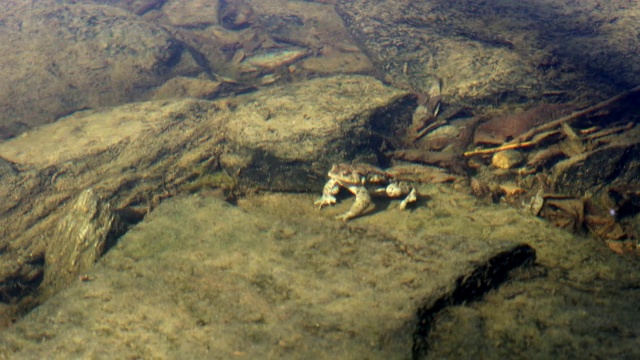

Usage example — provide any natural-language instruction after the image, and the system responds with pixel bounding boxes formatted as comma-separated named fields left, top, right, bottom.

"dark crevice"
left=0, top=256, right=45, bottom=304
left=101, top=212, right=132, bottom=257
left=412, top=244, right=536, bottom=359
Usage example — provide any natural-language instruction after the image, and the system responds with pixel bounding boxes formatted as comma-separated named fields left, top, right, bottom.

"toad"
left=314, top=163, right=417, bottom=221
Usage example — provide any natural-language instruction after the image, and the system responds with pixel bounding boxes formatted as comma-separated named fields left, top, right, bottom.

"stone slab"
left=0, top=193, right=533, bottom=359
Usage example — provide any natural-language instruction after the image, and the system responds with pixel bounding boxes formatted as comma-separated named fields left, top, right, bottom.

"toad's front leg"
left=336, top=186, right=372, bottom=221
left=315, top=178, right=340, bottom=209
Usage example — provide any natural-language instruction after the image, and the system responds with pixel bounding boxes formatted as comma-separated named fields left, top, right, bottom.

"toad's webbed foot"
left=315, top=178, right=340, bottom=209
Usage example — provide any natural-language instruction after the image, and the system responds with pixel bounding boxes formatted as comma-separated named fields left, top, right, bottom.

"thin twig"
left=463, top=130, right=560, bottom=157
left=583, top=122, right=635, bottom=141
left=464, top=84, right=640, bottom=157
left=507, top=84, right=640, bottom=145
left=413, top=119, right=447, bottom=142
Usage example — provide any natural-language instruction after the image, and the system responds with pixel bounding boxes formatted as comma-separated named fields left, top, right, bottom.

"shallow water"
left=1, top=0, right=639, bottom=358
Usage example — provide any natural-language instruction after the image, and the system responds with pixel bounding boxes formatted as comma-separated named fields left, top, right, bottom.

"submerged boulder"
left=0, top=3, right=201, bottom=137
left=0, top=193, right=534, bottom=358
left=0, top=75, right=412, bottom=320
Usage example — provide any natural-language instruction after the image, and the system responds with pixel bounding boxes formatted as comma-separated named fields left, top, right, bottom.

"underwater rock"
left=160, top=0, right=221, bottom=27
left=0, top=194, right=535, bottom=358
left=151, top=76, right=224, bottom=100
left=42, top=189, right=121, bottom=298
left=551, top=128, right=640, bottom=195
left=220, top=75, right=414, bottom=190
left=0, top=75, right=412, bottom=318
left=0, top=3, right=202, bottom=137
left=336, top=0, right=640, bottom=108
left=219, top=0, right=256, bottom=30
left=491, top=150, right=524, bottom=169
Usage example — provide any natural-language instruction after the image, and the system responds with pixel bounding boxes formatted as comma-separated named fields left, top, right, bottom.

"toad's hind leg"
left=399, top=187, right=417, bottom=210
left=336, top=186, right=372, bottom=221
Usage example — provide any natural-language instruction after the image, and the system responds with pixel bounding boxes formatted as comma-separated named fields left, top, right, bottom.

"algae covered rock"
left=0, top=3, right=201, bottom=136
left=0, top=75, right=412, bottom=319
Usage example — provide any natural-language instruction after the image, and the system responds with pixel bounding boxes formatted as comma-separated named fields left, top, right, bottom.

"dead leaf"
left=474, top=104, right=574, bottom=145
